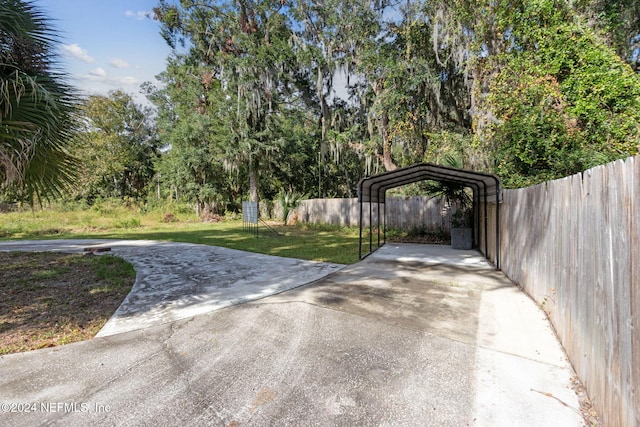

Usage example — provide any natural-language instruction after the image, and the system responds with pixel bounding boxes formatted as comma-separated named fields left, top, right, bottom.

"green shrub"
left=112, top=218, right=141, bottom=229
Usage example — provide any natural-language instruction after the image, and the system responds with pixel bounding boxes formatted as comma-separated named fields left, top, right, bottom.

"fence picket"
left=494, top=155, right=640, bottom=426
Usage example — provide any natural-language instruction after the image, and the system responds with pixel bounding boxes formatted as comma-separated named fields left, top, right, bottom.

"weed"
left=93, top=255, right=136, bottom=286
left=31, top=267, right=70, bottom=279
left=162, top=212, right=178, bottom=223
left=112, top=218, right=141, bottom=229
left=386, top=225, right=449, bottom=245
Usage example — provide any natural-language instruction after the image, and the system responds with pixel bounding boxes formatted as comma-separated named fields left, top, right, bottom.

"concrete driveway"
left=0, top=241, right=585, bottom=426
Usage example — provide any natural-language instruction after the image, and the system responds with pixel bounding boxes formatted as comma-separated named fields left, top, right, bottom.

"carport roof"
left=357, top=163, right=502, bottom=203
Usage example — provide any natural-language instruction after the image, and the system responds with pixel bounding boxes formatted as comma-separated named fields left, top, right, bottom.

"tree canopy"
left=5, top=0, right=638, bottom=211
left=71, top=91, right=159, bottom=203
left=147, top=0, right=639, bottom=210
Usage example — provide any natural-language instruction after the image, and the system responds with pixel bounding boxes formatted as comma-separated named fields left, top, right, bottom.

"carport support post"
left=377, top=200, right=381, bottom=247
left=483, top=185, right=488, bottom=257
left=496, top=201, right=500, bottom=270
left=383, top=201, right=387, bottom=244
left=369, top=200, right=373, bottom=254
left=359, top=196, right=363, bottom=259
left=377, top=187, right=385, bottom=249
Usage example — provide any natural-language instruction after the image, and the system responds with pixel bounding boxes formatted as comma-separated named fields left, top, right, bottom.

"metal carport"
left=357, top=163, right=503, bottom=269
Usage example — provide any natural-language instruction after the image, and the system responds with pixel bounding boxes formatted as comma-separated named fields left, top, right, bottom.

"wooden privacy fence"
left=491, top=156, right=639, bottom=427
left=292, top=196, right=451, bottom=230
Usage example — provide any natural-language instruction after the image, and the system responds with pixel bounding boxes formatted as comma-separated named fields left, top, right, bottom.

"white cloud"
left=120, top=76, right=139, bottom=85
left=125, top=10, right=151, bottom=20
left=89, top=67, right=106, bottom=77
left=71, top=73, right=160, bottom=108
left=110, top=58, right=130, bottom=69
left=76, top=73, right=139, bottom=87
left=61, top=44, right=94, bottom=63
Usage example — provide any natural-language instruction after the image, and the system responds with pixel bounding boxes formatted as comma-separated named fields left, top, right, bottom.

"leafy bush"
left=277, top=191, right=305, bottom=225
left=485, top=3, right=640, bottom=188
left=162, top=213, right=178, bottom=223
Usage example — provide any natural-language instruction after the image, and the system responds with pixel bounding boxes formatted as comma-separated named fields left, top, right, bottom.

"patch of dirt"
left=0, top=252, right=135, bottom=355
left=387, top=236, right=451, bottom=245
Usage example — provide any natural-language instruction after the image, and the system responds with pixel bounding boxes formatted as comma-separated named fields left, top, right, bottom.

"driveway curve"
left=0, top=239, right=344, bottom=336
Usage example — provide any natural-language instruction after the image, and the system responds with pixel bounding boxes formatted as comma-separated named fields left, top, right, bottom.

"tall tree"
left=475, top=0, right=640, bottom=186
left=149, top=0, right=640, bottom=200
left=146, top=56, right=240, bottom=214
left=413, top=0, right=640, bottom=186
left=154, top=0, right=299, bottom=203
left=0, top=0, right=78, bottom=204
left=290, top=0, right=364, bottom=158
left=358, top=6, right=473, bottom=169
left=73, top=91, right=158, bottom=202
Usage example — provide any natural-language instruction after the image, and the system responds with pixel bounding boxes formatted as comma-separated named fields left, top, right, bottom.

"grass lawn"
left=0, top=205, right=361, bottom=265
left=0, top=252, right=135, bottom=355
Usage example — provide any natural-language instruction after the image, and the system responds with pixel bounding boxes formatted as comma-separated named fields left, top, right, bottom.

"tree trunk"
left=249, top=154, right=259, bottom=203
left=380, top=111, right=396, bottom=171
left=372, top=80, right=396, bottom=171
left=317, top=67, right=331, bottom=160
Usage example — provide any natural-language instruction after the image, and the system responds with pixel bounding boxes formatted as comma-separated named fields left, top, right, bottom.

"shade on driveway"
left=0, top=241, right=585, bottom=426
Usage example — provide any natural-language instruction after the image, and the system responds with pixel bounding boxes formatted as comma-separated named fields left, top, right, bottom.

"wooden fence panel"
left=587, top=165, right=606, bottom=421
left=631, top=156, right=640, bottom=426
left=617, top=157, right=635, bottom=427
left=609, top=159, right=630, bottom=426
left=495, top=155, right=640, bottom=426
left=581, top=166, right=599, bottom=395
left=552, top=175, right=572, bottom=347
left=295, top=196, right=450, bottom=230
left=570, top=172, right=586, bottom=380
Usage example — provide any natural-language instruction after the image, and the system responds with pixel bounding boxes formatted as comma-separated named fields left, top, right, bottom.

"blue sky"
left=36, top=0, right=173, bottom=105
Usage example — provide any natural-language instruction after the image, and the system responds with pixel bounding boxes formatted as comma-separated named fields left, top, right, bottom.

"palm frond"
left=1, top=0, right=80, bottom=203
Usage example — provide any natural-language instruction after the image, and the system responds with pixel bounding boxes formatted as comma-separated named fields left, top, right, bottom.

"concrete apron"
left=0, top=239, right=344, bottom=336
left=335, top=244, right=585, bottom=426
left=0, top=241, right=584, bottom=426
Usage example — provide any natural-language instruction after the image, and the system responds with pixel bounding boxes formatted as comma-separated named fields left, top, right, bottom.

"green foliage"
left=488, top=66, right=589, bottom=187
left=577, top=0, right=640, bottom=68
left=92, top=254, right=136, bottom=287
left=72, top=91, right=159, bottom=202
left=156, top=0, right=303, bottom=203
left=147, top=58, right=244, bottom=215
left=144, top=0, right=640, bottom=203
left=0, top=0, right=79, bottom=204
left=484, top=1, right=640, bottom=187
left=419, top=154, right=473, bottom=212
left=277, top=190, right=305, bottom=225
